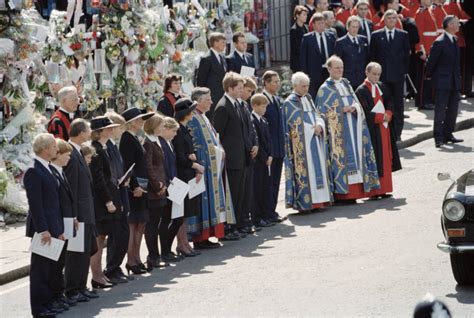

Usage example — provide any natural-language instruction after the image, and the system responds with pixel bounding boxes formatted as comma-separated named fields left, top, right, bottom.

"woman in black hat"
left=89, top=116, right=121, bottom=288
left=119, top=107, right=154, bottom=274
left=172, top=98, right=205, bottom=257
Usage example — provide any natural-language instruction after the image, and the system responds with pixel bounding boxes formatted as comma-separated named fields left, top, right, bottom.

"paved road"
left=1, top=129, right=473, bottom=317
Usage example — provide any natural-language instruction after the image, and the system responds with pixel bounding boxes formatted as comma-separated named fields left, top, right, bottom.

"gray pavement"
left=0, top=128, right=473, bottom=317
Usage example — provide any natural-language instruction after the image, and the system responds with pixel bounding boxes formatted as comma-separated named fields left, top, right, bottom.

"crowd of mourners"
left=24, top=0, right=471, bottom=317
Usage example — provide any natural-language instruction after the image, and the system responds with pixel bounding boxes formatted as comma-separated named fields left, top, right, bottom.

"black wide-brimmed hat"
left=174, top=98, right=197, bottom=120
left=121, top=107, right=154, bottom=123
left=90, top=116, right=120, bottom=131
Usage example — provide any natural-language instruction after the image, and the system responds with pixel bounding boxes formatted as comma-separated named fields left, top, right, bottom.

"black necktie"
left=319, top=33, right=326, bottom=60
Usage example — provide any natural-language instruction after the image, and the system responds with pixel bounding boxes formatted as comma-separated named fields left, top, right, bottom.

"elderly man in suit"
left=212, top=72, right=247, bottom=240
left=25, top=134, right=64, bottom=318
left=227, top=32, right=255, bottom=75
left=196, top=32, right=228, bottom=119
left=300, top=12, right=336, bottom=98
left=64, top=119, right=98, bottom=303
left=426, top=15, right=463, bottom=148
left=335, top=16, right=370, bottom=90
left=370, top=9, right=410, bottom=141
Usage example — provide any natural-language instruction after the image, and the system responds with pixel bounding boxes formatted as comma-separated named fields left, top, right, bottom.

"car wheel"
left=450, top=253, right=474, bottom=286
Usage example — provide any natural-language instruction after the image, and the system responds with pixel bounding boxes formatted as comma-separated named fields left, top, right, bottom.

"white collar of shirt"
left=69, top=141, right=82, bottom=153
left=211, top=48, right=223, bottom=60
left=385, top=27, right=395, bottom=38
left=225, top=93, right=238, bottom=106
left=445, top=32, right=455, bottom=42
left=263, top=89, right=274, bottom=99
left=252, top=111, right=262, bottom=121
left=51, top=163, right=63, bottom=175
left=35, top=156, right=52, bottom=173
left=59, top=107, right=75, bottom=120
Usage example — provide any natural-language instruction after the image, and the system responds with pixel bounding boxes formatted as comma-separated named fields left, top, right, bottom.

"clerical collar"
left=59, top=107, right=75, bottom=120
left=35, top=156, right=52, bottom=173
left=69, top=141, right=82, bottom=153
left=263, top=89, right=274, bottom=99
left=225, top=93, right=238, bottom=106
left=252, top=111, right=262, bottom=121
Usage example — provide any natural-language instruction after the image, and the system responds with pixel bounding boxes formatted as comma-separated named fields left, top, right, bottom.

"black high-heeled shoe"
left=176, top=247, right=196, bottom=257
left=125, top=263, right=146, bottom=275
left=91, top=279, right=114, bottom=289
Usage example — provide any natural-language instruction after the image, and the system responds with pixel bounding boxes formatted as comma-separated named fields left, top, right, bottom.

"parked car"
left=437, top=170, right=474, bottom=285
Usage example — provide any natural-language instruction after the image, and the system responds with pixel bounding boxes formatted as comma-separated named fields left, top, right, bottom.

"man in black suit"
left=196, top=32, right=228, bottom=119
left=227, top=32, right=255, bottom=75
left=335, top=16, right=369, bottom=90
left=370, top=9, right=410, bottom=140
left=262, top=71, right=287, bottom=223
left=426, top=15, right=463, bottom=148
left=356, top=0, right=373, bottom=44
left=300, top=12, right=336, bottom=98
left=212, top=72, right=247, bottom=240
left=64, top=119, right=98, bottom=303
left=25, top=133, right=64, bottom=317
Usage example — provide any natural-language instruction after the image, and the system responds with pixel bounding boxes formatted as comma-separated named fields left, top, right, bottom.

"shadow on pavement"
left=59, top=222, right=296, bottom=317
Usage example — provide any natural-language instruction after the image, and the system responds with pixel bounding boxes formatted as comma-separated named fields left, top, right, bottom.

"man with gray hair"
left=24, top=133, right=65, bottom=317
left=47, top=86, right=80, bottom=141
left=281, top=72, right=332, bottom=213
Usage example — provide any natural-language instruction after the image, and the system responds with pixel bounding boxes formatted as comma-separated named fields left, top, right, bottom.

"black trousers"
left=243, top=164, right=254, bottom=226
left=434, top=89, right=460, bottom=142
left=160, top=202, right=183, bottom=255
left=145, top=205, right=167, bottom=260
left=269, top=158, right=283, bottom=217
left=104, top=217, right=128, bottom=276
left=384, top=81, right=405, bottom=140
left=226, top=168, right=248, bottom=229
left=415, top=58, right=434, bottom=108
left=253, top=162, right=273, bottom=222
left=65, top=223, right=94, bottom=296
left=30, top=253, right=55, bottom=315
left=50, top=243, right=67, bottom=300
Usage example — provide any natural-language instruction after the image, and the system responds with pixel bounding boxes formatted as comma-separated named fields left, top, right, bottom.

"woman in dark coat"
left=143, top=114, right=169, bottom=270
left=119, top=108, right=154, bottom=274
left=89, top=116, right=121, bottom=288
left=156, top=73, right=184, bottom=117
left=172, top=98, right=205, bottom=257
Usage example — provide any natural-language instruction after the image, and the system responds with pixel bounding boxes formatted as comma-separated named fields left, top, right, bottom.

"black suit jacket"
left=370, top=28, right=410, bottom=83
left=252, top=114, right=272, bottom=165
left=25, top=160, right=64, bottom=238
left=355, top=82, right=402, bottom=175
left=65, top=146, right=95, bottom=225
left=334, top=34, right=369, bottom=89
left=196, top=50, right=227, bottom=117
left=119, top=131, right=148, bottom=212
left=90, top=141, right=122, bottom=221
left=172, top=124, right=197, bottom=182
left=300, top=31, right=336, bottom=95
left=290, top=23, right=309, bottom=72
left=49, top=165, right=74, bottom=219
left=227, top=51, right=255, bottom=74
left=212, top=95, right=246, bottom=170
left=426, top=33, right=461, bottom=91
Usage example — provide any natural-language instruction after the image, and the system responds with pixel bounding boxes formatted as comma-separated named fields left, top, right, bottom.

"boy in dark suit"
left=196, top=32, right=228, bottom=119
left=24, top=133, right=64, bottom=317
left=251, top=94, right=275, bottom=228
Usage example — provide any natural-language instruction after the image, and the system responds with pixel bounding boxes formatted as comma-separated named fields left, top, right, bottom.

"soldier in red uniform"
left=444, top=0, right=472, bottom=97
left=47, top=86, right=80, bottom=141
left=414, top=0, right=440, bottom=110
left=335, top=0, right=354, bottom=25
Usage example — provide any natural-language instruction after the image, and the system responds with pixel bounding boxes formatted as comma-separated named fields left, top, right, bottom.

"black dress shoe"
left=444, top=137, right=463, bottom=143
left=81, top=289, right=99, bottom=299
left=435, top=141, right=444, bottom=148
left=34, top=309, right=56, bottom=318
left=220, top=232, right=240, bottom=241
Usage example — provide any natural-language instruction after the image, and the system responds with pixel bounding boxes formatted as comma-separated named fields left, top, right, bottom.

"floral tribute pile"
left=0, top=0, right=254, bottom=222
